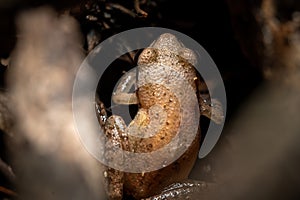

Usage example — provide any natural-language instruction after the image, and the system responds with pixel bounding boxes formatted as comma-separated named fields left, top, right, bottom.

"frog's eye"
left=137, top=48, right=158, bottom=65
left=179, top=48, right=197, bottom=66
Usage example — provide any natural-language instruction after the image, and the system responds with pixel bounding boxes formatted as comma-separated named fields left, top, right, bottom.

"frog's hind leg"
left=95, top=98, right=129, bottom=200
left=103, top=115, right=129, bottom=200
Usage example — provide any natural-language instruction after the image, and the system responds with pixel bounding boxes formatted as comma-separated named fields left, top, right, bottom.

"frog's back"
left=122, top=34, right=202, bottom=199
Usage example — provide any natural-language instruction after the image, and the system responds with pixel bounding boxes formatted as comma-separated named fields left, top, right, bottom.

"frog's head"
left=150, top=33, right=197, bottom=66
left=150, top=33, right=183, bottom=52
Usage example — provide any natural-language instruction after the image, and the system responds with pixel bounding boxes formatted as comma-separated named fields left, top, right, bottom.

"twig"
left=0, top=157, right=16, bottom=183
left=0, top=186, right=18, bottom=197
left=102, top=21, right=110, bottom=29
left=107, top=3, right=136, bottom=18
left=134, top=0, right=148, bottom=17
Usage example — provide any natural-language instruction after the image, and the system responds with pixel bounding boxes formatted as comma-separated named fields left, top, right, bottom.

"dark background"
left=1, top=0, right=299, bottom=199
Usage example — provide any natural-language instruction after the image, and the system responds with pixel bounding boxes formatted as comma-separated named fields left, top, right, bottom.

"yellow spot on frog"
left=129, top=110, right=149, bottom=127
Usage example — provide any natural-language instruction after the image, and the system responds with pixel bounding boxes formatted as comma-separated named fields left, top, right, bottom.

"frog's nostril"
left=159, top=33, right=177, bottom=41
left=153, top=33, right=181, bottom=51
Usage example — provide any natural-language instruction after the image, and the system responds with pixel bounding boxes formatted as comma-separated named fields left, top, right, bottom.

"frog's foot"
left=144, top=180, right=216, bottom=200
left=200, top=97, right=224, bottom=124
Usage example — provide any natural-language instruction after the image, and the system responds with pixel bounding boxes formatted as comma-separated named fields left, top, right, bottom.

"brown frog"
left=96, top=33, right=223, bottom=199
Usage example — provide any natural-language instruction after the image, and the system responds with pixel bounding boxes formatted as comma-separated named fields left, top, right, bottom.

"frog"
left=95, top=33, right=224, bottom=199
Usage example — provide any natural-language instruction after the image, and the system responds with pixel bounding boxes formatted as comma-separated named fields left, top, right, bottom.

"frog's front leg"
left=200, top=95, right=224, bottom=124
left=96, top=98, right=130, bottom=200
left=196, top=78, right=224, bottom=124
left=112, top=69, right=138, bottom=105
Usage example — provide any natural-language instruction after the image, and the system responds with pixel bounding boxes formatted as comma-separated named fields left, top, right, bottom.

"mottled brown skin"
left=97, top=33, right=222, bottom=199
left=129, top=83, right=182, bottom=152
left=123, top=132, right=200, bottom=199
